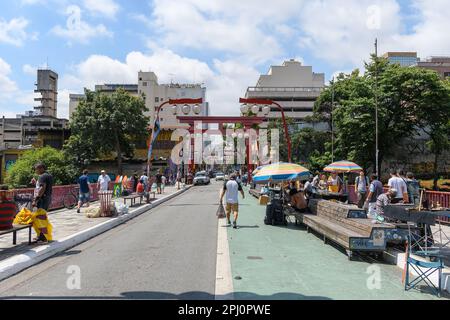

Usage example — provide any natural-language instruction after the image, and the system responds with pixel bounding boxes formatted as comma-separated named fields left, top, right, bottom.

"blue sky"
left=1, top=0, right=449, bottom=118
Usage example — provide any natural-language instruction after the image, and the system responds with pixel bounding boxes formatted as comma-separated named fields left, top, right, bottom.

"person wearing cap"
left=97, top=170, right=111, bottom=192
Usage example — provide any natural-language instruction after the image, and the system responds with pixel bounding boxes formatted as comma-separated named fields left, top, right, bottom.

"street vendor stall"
left=252, top=163, right=310, bottom=226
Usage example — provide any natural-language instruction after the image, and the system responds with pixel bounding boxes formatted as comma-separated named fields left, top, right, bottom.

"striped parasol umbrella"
left=324, top=160, right=362, bottom=173
left=252, top=164, right=269, bottom=176
left=253, top=162, right=310, bottom=184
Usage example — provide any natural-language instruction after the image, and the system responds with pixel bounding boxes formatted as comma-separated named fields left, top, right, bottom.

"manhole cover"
left=247, top=256, right=263, bottom=260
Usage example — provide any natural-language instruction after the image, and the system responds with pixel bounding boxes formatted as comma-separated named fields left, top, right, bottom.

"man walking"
left=77, top=169, right=92, bottom=213
left=97, top=170, right=111, bottom=192
left=219, top=174, right=245, bottom=229
left=32, top=162, right=53, bottom=242
left=406, top=172, right=421, bottom=206
left=140, top=171, right=149, bottom=192
left=355, top=171, right=369, bottom=208
left=155, top=170, right=163, bottom=194
left=364, top=174, right=384, bottom=219
left=388, top=169, right=408, bottom=204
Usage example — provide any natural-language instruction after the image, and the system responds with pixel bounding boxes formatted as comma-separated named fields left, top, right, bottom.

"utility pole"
left=374, top=38, right=379, bottom=176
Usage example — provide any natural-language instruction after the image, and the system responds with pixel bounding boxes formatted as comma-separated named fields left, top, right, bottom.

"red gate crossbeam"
left=239, top=98, right=292, bottom=163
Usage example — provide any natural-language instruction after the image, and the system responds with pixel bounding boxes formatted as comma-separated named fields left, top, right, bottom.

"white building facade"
left=69, top=71, right=208, bottom=130
left=244, top=59, right=324, bottom=125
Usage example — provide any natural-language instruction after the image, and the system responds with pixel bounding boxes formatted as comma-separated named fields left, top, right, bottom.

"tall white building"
left=137, top=71, right=208, bottom=129
left=244, top=59, right=324, bottom=123
left=69, top=71, right=209, bottom=130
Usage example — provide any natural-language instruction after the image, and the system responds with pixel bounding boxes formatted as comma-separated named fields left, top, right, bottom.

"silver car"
left=215, top=172, right=225, bottom=181
left=193, top=171, right=211, bottom=185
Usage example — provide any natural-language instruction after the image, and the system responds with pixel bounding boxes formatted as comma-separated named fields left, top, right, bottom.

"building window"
left=155, top=97, right=159, bottom=103
left=444, top=72, right=450, bottom=78
left=143, top=82, right=147, bottom=86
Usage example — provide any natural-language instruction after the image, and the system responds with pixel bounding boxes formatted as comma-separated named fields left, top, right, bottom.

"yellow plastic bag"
left=31, top=209, right=53, bottom=242
left=13, top=208, right=33, bottom=225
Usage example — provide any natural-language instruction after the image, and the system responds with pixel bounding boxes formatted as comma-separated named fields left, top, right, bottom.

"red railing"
left=347, top=185, right=450, bottom=223
left=11, top=184, right=101, bottom=211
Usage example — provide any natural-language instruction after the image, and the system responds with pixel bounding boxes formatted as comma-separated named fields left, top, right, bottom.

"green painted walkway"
left=226, top=189, right=446, bottom=300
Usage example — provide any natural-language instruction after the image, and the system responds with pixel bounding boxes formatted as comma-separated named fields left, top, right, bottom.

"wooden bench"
left=296, top=199, right=406, bottom=259
left=249, top=189, right=261, bottom=199
left=123, top=194, right=143, bottom=207
left=0, top=224, right=32, bottom=245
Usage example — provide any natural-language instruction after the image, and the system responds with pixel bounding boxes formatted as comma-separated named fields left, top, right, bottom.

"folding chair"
left=404, top=246, right=444, bottom=297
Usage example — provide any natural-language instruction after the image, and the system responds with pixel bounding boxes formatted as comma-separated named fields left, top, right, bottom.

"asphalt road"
left=0, top=184, right=221, bottom=299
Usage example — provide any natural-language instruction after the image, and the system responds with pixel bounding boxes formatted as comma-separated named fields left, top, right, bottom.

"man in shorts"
left=77, top=169, right=91, bottom=213
left=219, top=174, right=245, bottom=229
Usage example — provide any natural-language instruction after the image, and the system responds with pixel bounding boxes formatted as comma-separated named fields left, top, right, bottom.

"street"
left=0, top=184, right=220, bottom=299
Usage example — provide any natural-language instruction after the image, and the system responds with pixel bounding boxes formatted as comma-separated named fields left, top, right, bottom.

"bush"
left=5, top=147, right=78, bottom=188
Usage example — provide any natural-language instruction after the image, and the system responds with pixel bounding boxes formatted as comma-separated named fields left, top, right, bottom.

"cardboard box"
left=259, top=195, right=269, bottom=205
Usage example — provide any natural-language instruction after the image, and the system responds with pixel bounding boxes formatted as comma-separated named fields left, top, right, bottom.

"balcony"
left=247, top=86, right=324, bottom=93
left=246, top=86, right=323, bottom=100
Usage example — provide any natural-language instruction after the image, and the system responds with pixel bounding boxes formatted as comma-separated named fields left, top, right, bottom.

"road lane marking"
left=215, top=217, right=234, bottom=300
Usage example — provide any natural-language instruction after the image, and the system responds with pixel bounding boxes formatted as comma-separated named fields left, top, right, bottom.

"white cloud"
left=0, top=58, right=34, bottom=118
left=60, top=48, right=259, bottom=116
left=0, top=17, right=37, bottom=46
left=294, top=0, right=450, bottom=70
left=149, top=0, right=305, bottom=64
left=22, top=64, right=37, bottom=76
left=386, top=0, right=450, bottom=57
left=51, top=5, right=113, bottom=44
left=0, top=58, right=19, bottom=96
left=82, top=0, right=120, bottom=19
left=296, top=0, right=402, bottom=68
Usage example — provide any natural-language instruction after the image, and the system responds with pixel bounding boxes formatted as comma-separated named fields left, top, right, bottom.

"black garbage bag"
left=216, top=203, right=226, bottom=219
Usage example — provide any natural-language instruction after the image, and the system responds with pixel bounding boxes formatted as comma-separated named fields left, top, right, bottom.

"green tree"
left=314, top=55, right=450, bottom=174
left=417, top=79, right=450, bottom=190
left=65, top=89, right=149, bottom=174
left=5, top=147, right=78, bottom=188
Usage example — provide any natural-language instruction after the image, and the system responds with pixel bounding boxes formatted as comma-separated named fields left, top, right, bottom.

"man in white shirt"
left=140, top=172, right=149, bottom=192
left=388, top=169, right=408, bottom=204
left=97, top=170, right=111, bottom=192
left=220, top=174, right=245, bottom=229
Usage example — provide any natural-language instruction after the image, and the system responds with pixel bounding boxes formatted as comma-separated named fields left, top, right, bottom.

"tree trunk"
left=377, top=152, right=384, bottom=181
left=433, top=151, right=440, bottom=191
left=115, top=130, right=123, bottom=175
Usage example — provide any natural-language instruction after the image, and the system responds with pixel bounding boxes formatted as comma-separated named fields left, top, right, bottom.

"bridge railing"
left=348, top=185, right=450, bottom=224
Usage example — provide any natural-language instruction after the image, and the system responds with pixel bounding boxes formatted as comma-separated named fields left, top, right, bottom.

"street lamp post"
left=374, top=38, right=379, bottom=176
left=147, top=98, right=203, bottom=177
left=331, top=77, right=335, bottom=163
left=239, top=98, right=292, bottom=163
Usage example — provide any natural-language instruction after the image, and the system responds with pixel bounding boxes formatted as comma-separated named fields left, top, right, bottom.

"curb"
left=0, top=186, right=192, bottom=282
left=215, top=218, right=234, bottom=300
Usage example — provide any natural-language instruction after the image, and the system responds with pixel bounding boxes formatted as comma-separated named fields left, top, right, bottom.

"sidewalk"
left=0, top=185, right=190, bottom=280
left=224, top=187, right=448, bottom=300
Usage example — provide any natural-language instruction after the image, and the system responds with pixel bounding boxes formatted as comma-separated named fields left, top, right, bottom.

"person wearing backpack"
left=355, top=171, right=370, bottom=208
left=364, top=174, right=384, bottom=219
left=406, top=172, right=421, bottom=206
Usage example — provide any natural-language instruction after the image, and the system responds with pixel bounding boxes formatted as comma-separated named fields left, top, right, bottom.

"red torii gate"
left=177, top=116, right=267, bottom=181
